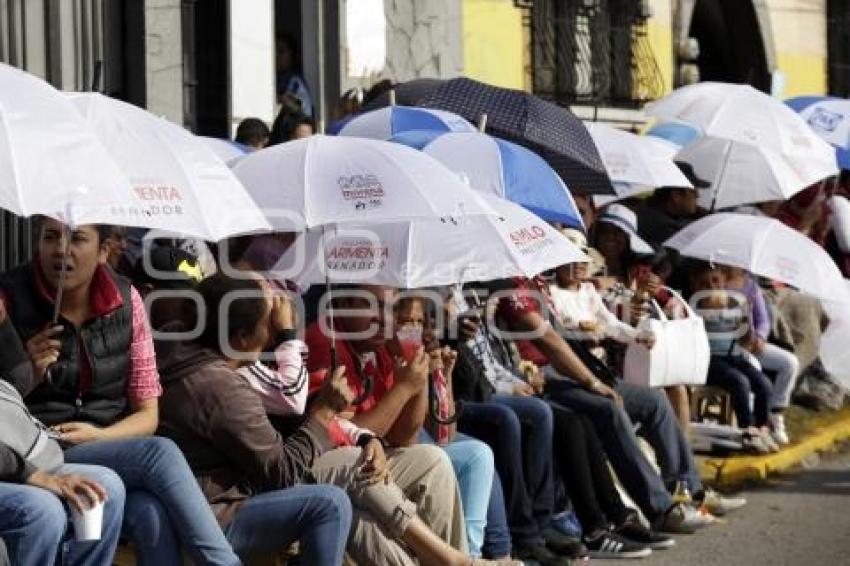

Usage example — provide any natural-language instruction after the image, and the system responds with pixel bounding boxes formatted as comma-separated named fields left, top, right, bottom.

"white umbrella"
left=68, top=92, right=271, bottom=241
left=201, top=136, right=250, bottom=165
left=0, top=63, right=136, bottom=224
left=274, top=194, right=588, bottom=288
left=585, top=123, right=692, bottom=190
left=646, top=83, right=838, bottom=210
left=233, top=135, right=496, bottom=231
left=664, top=213, right=849, bottom=303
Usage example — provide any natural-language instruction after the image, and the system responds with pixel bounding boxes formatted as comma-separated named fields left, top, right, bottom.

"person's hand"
left=269, top=293, right=296, bottom=332
left=393, top=347, right=429, bottom=393
left=514, top=381, right=535, bottom=396
left=314, top=366, right=355, bottom=417
left=589, top=380, right=622, bottom=405
left=27, top=470, right=107, bottom=513
left=439, top=347, right=457, bottom=380
left=458, top=313, right=481, bottom=342
left=0, top=298, right=7, bottom=323
left=26, top=324, right=63, bottom=382
left=750, top=336, right=766, bottom=354
left=519, top=361, right=545, bottom=394
left=357, top=438, right=390, bottom=485
left=50, top=422, right=104, bottom=445
left=636, top=330, right=657, bottom=349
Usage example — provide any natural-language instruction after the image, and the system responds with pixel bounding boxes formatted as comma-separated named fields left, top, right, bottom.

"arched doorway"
left=676, top=0, right=775, bottom=92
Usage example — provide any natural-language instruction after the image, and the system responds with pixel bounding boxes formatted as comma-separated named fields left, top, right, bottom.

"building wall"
left=462, top=0, right=526, bottom=90
left=145, top=0, right=184, bottom=125
left=765, top=0, right=827, bottom=97
left=647, top=0, right=675, bottom=96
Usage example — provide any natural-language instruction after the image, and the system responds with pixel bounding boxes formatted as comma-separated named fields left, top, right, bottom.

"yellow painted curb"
left=697, top=408, right=850, bottom=488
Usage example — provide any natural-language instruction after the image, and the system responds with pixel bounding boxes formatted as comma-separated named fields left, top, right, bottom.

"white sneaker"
left=770, top=414, right=790, bottom=445
left=658, top=503, right=714, bottom=534
left=699, top=488, right=747, bottom=516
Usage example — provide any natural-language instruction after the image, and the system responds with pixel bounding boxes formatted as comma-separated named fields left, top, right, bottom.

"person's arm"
left=747, top=280, right=771, bottom=341
left=0, top=441, right=35, bottom=483
left=0, top=297, right=42, bottom=396
left=511, top=309, right=621, bottom=402
left=240, top=335, right=309, bottom=416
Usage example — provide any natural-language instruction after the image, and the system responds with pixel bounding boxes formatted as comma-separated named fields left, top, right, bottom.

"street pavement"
left=594, top=445, right=850, bottom=566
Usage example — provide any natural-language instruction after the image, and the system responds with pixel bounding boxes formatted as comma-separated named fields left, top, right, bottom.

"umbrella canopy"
left=335, top=106, right=475, bottom=139
left=664, top=213, right=849, bottom=303
left=585, top=123, right=692, bottom=190
left=233, top=135, right=496, bottom=231
left=390, top=130, right=584, bottom=229
left=363, top=77, right=614, bottom=195
left=0, top=63, right=136, bottom=225
left=201, top=136, right=251, bottom=165
left=68, top=93, right=271, bottom=241
left=275, top=194, right=588, bottom=289
left=786, top=96, right=850, bottom=170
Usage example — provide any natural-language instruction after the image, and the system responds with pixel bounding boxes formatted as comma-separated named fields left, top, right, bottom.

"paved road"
left=594, top=446, right=850, bottom=566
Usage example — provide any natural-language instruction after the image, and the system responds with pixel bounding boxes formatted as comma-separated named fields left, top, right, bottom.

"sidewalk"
left=696, top=405, right=850, bottom=488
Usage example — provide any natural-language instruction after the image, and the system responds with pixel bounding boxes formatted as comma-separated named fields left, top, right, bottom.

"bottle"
left=672, top=477, right=692, bottom=505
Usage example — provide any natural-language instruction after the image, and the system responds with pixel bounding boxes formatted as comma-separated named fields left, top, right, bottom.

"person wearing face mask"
left=0, top=217, right=241, bottom=566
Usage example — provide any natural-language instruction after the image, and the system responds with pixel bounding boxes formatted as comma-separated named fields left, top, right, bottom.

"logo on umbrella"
left=510, top=225, right=553, bottom=256
left=808, top=107, right=844, bottom=133
left=338, top=174, right=385, bottom=211
left=326, top=238, right=389, bottom=274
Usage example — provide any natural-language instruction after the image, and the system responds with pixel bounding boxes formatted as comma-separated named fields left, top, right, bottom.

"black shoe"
left=543, top=527, right=589, bottom=559
left=513, top=543, right=575, bottom=566
left=615, top=512, right=676, bottom=550
left=583, top=531, right=652, bottom=559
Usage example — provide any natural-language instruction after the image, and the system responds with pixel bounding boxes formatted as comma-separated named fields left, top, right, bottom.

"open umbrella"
left=664, top=213, right=849, bottom=303
left=334, top=105, right=475, bottom=139
left=585, top=123, right=692, bottom=190
left=363, top=77, right=614, bottom=195
left=201, top=136, right=251, bottom=166
left=786, top=96, right=850, bottom=170
left=390, top=130, right=584, bottom=228
left=274, top=194, right=588, bottom=289
left=232, top=134, right=496, bottom=231
left=0, top=63, right=135, bottom=224
left=647, top=83, right=838, bottom=209
left=68, top=93, right=270, bottom=242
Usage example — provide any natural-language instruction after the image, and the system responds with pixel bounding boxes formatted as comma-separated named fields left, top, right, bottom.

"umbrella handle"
left=351, top=376, right=373, bottom=406
left=428, top=372, right=462, bottom=425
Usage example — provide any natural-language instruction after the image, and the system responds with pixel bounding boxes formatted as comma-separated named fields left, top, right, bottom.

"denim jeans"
left=0, top=463, right=125, bottom=566
left=545, top=379, right=679, bottom=520
left=708, top=355, right=774, bottom=428
left=459, top=396, right=554, bottom=547
left=483, top=471, right=512, bottom=559
left=64, top=436, right=240, bottom=566
left=225, top=484, right=351, bottom=566
left=419, top=430, right=494, bottom=556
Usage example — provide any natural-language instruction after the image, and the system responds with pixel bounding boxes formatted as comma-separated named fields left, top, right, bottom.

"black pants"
left=549, top=403, right=630, bottom=535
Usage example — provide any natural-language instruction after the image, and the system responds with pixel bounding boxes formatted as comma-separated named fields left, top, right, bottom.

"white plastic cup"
left=70, top=499, right=104, bottom=541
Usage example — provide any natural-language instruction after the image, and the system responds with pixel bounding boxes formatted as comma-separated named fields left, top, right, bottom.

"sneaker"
left=696, top=488, right=747, bottom=516
left=583, top=531, right=652, bottom=559
left=760, top=429, right=781, bottom=452
left=770, top=414, right=790, bottom=445
left=657, top=503, right=714, bottom=534
left=742, top=431, right=771, bottom=454
left=512, top=543, right=575, bottom=566
left=543, top=527, right=589, bottom=560
left=615, top=512, right=676, bottom=550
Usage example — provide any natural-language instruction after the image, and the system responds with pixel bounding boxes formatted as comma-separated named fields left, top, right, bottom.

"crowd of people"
left=2, top=81, right=850, bottom=566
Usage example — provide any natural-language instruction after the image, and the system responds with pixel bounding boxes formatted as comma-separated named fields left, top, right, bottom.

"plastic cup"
left=395, top=326, right=423, bottom=363
left=71, top=499, right=104, bottom=542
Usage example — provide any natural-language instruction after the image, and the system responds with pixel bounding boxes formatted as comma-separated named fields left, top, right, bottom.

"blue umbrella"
left=786, top=96, right=850, bottom=170
left=391, top=129, right=584, bottom=229
left=329, top=105, right=475, bottom=139
left=645, top=120, right=702, bottom=148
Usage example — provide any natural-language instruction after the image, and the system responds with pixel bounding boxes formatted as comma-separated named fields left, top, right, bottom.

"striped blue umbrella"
left=786, top=96, right=850, bottom=170
left=391, top=129, right=584, bottom=229
left=330, top=105, right=475, bottom=139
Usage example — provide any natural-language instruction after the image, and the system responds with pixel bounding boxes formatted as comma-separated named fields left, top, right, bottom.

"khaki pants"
left=310, top=444, right=467, bottom=565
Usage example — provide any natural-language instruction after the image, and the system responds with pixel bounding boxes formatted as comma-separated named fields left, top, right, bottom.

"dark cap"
left=674, top=161, right=711, bottom=189
left=131, top=247, right=203, bottom=290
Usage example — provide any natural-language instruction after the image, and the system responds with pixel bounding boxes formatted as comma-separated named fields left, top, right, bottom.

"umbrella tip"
left=389, top=89, right=397, bottom=106
left=478, top=113, right=488, bottom=133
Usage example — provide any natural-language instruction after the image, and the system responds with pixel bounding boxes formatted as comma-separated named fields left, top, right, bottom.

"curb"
left=696, top=408, right=850, bottom=488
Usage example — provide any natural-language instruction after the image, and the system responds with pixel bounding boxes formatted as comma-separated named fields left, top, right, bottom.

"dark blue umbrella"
left=364, top=77, right=615, bottom=195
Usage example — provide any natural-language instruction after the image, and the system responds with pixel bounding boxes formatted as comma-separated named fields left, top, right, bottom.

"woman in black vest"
left=0, top=217, right=240, bottom=565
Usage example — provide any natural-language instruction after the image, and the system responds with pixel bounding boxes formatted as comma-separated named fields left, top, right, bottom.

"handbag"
left=623, top=287, right=709, bottom=388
